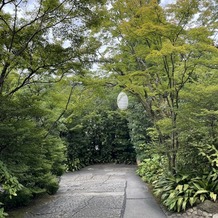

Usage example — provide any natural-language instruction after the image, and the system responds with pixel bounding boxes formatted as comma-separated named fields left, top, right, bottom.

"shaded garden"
left=0, top=0, right=218, bottom=217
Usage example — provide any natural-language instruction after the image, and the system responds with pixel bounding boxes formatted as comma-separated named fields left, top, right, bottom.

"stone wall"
left=163, top=200, right=218, bottom=218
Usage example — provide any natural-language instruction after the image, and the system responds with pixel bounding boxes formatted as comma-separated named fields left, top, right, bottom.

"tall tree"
left=0, top=0, right=106, bottom=95
left=101, top=0, right=218, bottom=173
left=0, top=0, right=107, bottom=213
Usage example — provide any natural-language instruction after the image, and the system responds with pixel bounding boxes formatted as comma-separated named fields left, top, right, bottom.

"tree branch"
left=44, top=82, right=81, bottom=138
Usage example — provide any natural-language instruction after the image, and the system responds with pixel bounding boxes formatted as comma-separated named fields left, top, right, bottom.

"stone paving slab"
left=22, top=165, right=126, bottom=218
left=72, top=208, right=122, bottom=218
left=8, top=164, right=167, bottom=218
left=124, top=198, right=165, bottom=218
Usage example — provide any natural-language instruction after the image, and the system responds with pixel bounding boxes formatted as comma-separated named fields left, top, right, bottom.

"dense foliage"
left=99, top=0, right=218, bottom=213
left=0, top=87, right=66, bottom=211
left=0, top=0, right=107, bottom=215
left=65, top=110, right=135, bottom=171
left=0, top=0, right=218, bottom=215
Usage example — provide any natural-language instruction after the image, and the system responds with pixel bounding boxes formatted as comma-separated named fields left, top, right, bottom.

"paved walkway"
left=9, top=164, right=166, bottom=218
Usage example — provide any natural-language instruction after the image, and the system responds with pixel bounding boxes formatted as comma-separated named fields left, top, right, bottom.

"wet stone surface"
left=9, top=164, right=135, bottom=218
left=8, top=164, right=168, bottom=218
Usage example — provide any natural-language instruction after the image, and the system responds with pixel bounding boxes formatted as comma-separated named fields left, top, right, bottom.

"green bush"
left=67, top=158, right=85, bottom=172
left=153, top=174, right=195, bottom=212
left=0, top=187, right=33, bottom=210
left=152, top=171, right=218, bottom=212
left=45, top=177, right=59, bottom=195
left=136, top=155, right=166, bottom=183
left=136, top=142, right=218, bottom=213
left=0, top=205, right=8, bottom=218
left=65, top=110, right=136, bottom=170
left=191, top=169, right=218, bottom=201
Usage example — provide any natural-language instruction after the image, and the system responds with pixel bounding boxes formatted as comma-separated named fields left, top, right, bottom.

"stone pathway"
left=8, top=164, right=166, bottom=218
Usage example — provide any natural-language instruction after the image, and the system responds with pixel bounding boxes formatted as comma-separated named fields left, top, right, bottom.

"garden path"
left=8, top=164, right=166, bottom=218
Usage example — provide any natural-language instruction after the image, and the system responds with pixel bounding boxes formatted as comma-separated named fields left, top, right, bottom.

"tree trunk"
left=0, top=63, right=10, bottom=94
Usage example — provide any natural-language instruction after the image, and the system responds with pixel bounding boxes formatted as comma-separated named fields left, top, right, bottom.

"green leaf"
left=182, top=197, right=188, bottom=211
left=169, top=201, right=177, bottom=211
left=176, top=184, right=183, bottom=192
left=200, top=194, right=206, bottom=202
left=183, top=184, right=189, bottom=191
left=181, top=175, right=189, bottom=180
left=177, top=197, right=183, bottom=212
left=194, top=189, right=208, bottom=196
left=210, top=192, right=217, bottom=201
left=192, top=182, right=202, bottom=190
left=169, top=192, right=177, bottom=198
left=189, top=197, right=197, bottom=206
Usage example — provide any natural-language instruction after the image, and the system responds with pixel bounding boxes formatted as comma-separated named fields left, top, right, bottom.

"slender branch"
left=0, top=13, right=13, bottom=33
left=8, top=2, right=18, bottom=52
left=44, top=83, right=79, bottom=138
left=0, top=0, right=14, bottom=11
left=7, top=71, right=35, bottom=95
